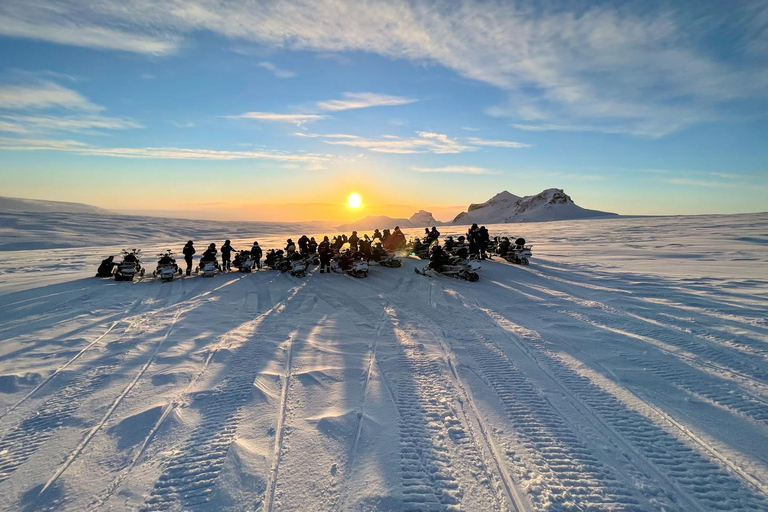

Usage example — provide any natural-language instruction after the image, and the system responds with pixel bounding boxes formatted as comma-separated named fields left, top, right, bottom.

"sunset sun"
left=347, top=193, right=362, bottom=208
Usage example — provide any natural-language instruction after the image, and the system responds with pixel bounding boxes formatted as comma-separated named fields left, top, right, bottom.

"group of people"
left=97, top=223, right=510, bottom=279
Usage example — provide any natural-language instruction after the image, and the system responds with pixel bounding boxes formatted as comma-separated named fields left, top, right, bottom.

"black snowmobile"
left=115, top=249, right=145, bottom=281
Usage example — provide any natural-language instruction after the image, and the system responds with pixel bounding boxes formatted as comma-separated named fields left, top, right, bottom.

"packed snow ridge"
left=0, top=196, right=111, bottom=215
left=453, top=188, right=617, bottom=224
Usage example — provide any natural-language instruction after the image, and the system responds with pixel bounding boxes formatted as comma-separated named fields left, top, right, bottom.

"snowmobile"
left=371, top=244, right=403, bottom=268
left=349, top=259, right=369, bottom=278
left=197, top=258, right=220, bottom=277
left=502, top=238, right=532, bottom=265
left=415, top=257, right=480, bottom=282
left=289, top=258, right=309, bottom=277
left=234, top=250, right=256, bottom=273
left=153, top=250, right=182, bottom=281
left=115, top=249, right=145, bottom=281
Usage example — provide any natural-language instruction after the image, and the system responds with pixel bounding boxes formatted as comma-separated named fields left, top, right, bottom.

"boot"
left=186, top=268, right=191, bottom=276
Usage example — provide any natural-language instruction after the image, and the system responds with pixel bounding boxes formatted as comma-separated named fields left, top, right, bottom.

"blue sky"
left=0, top=0, right=766, bottom=221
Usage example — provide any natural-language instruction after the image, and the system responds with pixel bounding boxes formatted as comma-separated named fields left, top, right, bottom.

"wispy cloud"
left=172, top=121, right=196, bottom=128
left=2, top=1, right=765, bottom=135
left=317, top=92, right=416, bottom=111
left=227, top=111, right=327, bottom=127
left=0, top=82, right=101, bottom=111
left=667, top=178, right=736, bottom=188
left=258, top=61, right=296, bottom=78
left=411, top=165, right=498, bottom=175
left=324, top=131, right=473, bottom=154
left=465, top=137, right=530, bottom=148
left=1, top=114, right=143, bottom=133
left=0, top=136, right=330, bottom=163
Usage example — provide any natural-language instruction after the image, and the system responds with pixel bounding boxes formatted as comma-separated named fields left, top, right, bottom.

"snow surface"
left=0, top=212, right=767, bottom=511
left=0, top=196, right=111, bottom=215
left=453, top=189, right=616, bottom=224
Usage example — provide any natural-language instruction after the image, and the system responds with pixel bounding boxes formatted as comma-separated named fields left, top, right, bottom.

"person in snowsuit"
left=221, top=240, right=234, bottom=271
left=338, top=250, right=352, bottom=271
left=381, top=229, right=390, bottom=242
left=308, top=237, right=318, bottom=255
left=467, top=224, right=480, bottom=259
left=333, top=235, right=345, bottom=251
left=318, top=236, right=332, bottom=273
left=285, top=239, right=296, bottom=257
left=182, top=241, right=196, bottom=276
left=429, top=245, right=449, bottom=272
left=359, top=235, right=372, bottom=260
left=200, top=243, right=218, bottom=268
left=96, top=255, right=117, bottom=277
left=371, top=242, right=386, bottom=261
left=444, top=236, right=455, bottom=252
left=498, top=237, right=511, bottom=257
left=479, top=226, right=490, bottom=259
left=298, top=235, right=310, bottom=256
left=372, top=229, right=382, bottom=241
left=265, top=249, right=277, bottom=269
left=428, top=226, right=440, bottom=243
left=423, top=228, right=430, bottom=242
left=251, top=241, right=262, bottom=269
left=348, top=231, right=359, bottom=252
left=384, top=226, right=406, bottom=252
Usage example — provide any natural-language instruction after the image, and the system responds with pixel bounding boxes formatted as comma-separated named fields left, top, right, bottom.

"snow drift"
left=0, top=196, right=111, bottom=215
left=453, top=188, right=616, bottom=224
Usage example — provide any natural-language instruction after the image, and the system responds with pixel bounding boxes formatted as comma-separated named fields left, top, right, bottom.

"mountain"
left=0, top=196, right=111, bottom=215
left=452, top=188, right=616, bottom=224
left=409, top=210, right=438, bottom=226
left=335, top=210, right=440, bottom=231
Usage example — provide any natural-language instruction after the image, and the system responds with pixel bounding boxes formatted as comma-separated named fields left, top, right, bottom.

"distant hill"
left=335, top=210, right=440, bottom=231
left=0, top=196, right=111, bottom=215
left=453, top=188, right=616, bottom=224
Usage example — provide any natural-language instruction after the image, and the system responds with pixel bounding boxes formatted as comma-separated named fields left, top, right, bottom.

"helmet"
left=253, top=241, right=259, bottom=245
left=324, top=236, right=329, bottom=241
left=287, top=239, right=293, bottom=242
left=187, top=240, right=194, bottom=245
left=209, top=243, right=216, bottom=248
left=225, top=239, right=231, bottom=244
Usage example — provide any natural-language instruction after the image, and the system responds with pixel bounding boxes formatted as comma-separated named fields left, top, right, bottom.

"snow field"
left=0, top=213, right=766, bottom=511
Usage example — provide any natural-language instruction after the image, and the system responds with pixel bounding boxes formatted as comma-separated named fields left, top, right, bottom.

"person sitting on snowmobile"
left=285, top=239, right=296, bottom=256
left=232, top=252, right=242, bottom=269
left=372, top=229, right=382, bottom=241
left=290, top=250, right=304, bottom=262
left=298, top=235, right=310, bottom=255
left=251, top=241, right=262, bottom=269
left=411, top=237, right=423, bottom=255
left=200, top=243, right=218, bottom=266
left=428, top=226, right=440, bottom=243
left=383, top=226, right=406, bottom=252
left=468, top=224, right=481, bottom=258
left=429, top=244, right=449, bottom=272
left=371, top=242, right=386, bottom=261
left=158, top=252, right=176, bottom=266
left=498, top=237, right=511, bottom=256
left=318, top=236, right=332, bottom=273
left=123, top=251, right=139, bottom=263
left=338, top=250, right=352, bottom=271
left=308, top=237, right=318, bottom=255
left=348, top=231, right=360, bottom=252
left=96, top=255, right=117, bottom=277
left=333, top=235, right=345, bottom=251
left=183, top=240, right=196, bottom=276
left=221, top=240, right=234, bottom=271
left=444, top=236, right=455, bottom=252
left=423, top=228, right=430, bottom=242
left=382, top=229, right=391, bottom=242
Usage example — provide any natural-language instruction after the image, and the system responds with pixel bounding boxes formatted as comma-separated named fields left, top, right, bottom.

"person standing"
left=182, top=240, right=196, bottom=276
left=251, top=241, right=262, bottom=269
left=221, top=240, right=234, bottom=271
left=318, top=236, right=332, bottom=273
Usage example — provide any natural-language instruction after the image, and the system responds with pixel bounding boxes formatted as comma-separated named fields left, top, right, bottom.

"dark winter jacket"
left=251, top=245, right=262, bottom=259
left=97, top=257, right=117, bottom=277
left=221, top=243, right=233, bottom=259
left=183, top=244, right=196, bottom=258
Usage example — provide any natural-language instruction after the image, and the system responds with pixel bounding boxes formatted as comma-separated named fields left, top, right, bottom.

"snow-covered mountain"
left=335, top=210, right=440, bottom=231
left=409, top=210, right=438, bottom=226
left=0, top=196, right=110, bottom=215
left=453, top=188, right=616, bottom=224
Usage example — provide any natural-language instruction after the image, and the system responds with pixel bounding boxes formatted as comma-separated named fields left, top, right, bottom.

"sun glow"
left=347, top=193, right=362, bottom=208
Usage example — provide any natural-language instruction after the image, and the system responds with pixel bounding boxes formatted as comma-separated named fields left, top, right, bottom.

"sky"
left=0, top=0, right=767, bottom=222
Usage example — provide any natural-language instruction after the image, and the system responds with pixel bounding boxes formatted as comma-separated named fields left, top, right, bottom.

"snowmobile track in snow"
left=140, top=276, right=311, bottom=511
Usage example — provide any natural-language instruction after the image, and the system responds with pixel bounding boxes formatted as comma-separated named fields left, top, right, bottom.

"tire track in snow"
left=140, top=275, right=312, bottom=511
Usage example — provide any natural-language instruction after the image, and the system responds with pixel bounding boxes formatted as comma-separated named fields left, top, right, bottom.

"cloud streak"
left=317, top=92, right=416, bottom=111
left=0, top=82, right=101, bottom=111
left=258, top=61, right=296, bottom=78
left=411, top=165, right=498, bottom=175
left=324, top=131, right=473, bottom=154
left=465, top=137, right=530, bottom=148
left=0, top=137, right=330, bottom=163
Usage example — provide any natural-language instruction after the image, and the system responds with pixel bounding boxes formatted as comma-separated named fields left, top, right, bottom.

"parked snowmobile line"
left=115, top=249, right=145, bottom=281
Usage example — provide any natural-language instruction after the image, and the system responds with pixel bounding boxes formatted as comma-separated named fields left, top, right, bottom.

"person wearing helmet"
left=250, top=241, right=262, bottom=269
left=318, top=235, right=332, bottom=273
left=221, top=239, right=234, bottom=271
left=348, top=231, right=359, bottom=252
left=96, top=255, right=118, bottom=277
left=298, top=234, right=310, bottom=256
left=383, top=226, right=406, bottom=252
left=200, top=243, right=218, bottom=267
left=182, top=240, right=196, bottom=276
